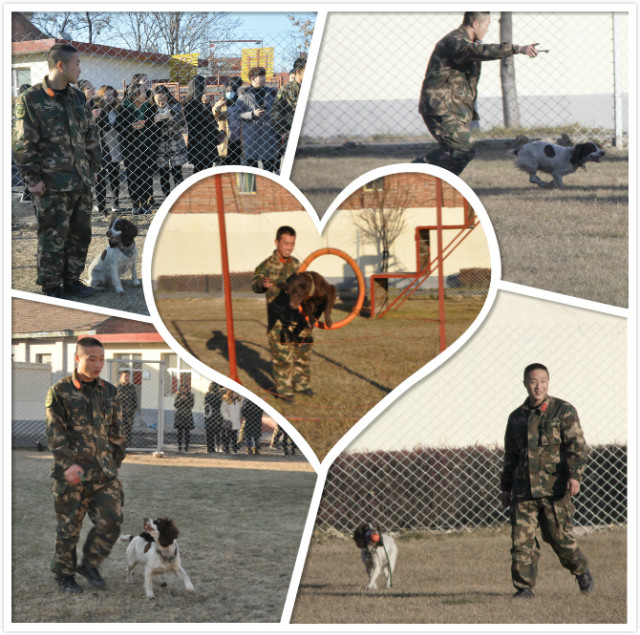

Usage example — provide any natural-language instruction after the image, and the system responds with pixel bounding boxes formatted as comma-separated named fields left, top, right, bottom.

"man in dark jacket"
left=500, top=363, right=594, bottom=599
left=13, top=44, right=101, bottom=298
left=415, top=12, right=538, bottom=174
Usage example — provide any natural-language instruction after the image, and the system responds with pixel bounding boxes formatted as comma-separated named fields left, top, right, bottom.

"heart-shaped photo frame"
left=143, top=165, right=500, bottom=460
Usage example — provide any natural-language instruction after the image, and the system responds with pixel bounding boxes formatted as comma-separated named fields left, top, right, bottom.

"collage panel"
left=11, top=298, right=315, bottom=621
left=293, top=291, right=627, bottom=624
left=292, top=10, right=629, bottom=306
left=11, top=9, right=315, bottom=313
left=147, top=168, right=496, bottom=459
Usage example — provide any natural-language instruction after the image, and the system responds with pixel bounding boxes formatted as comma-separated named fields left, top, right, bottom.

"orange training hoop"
left=298, top=248, right=365, bottom=330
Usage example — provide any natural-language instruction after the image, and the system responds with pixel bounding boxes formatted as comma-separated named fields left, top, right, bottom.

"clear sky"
left=234, top=11, right=316, bottom=38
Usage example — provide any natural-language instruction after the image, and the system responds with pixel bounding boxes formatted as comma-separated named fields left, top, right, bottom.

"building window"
left=363, top=177, right=385, bottom=192
left=162, top=353, right=191, bottom=395
left=35, top=353, right=52, bottom=365
left=237, top=172, right=257, bottom=194
left=12, top=68, right=31, bottom=96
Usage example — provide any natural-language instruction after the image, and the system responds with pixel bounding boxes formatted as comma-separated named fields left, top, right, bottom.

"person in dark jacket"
left=173, top=382, right=195, bottom=452
left=241, top=399, right=263, bottom=455
left=203, top=382, right=224, bottom=453
left=115, top=83, right=156, bottom=214
left=183, top=75, right=223, bottom=173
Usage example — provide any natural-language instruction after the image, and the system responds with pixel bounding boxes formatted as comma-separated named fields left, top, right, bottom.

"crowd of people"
left=176, top=382, right=298, bottom=456
left=11, top=43, right=305, bottom=298
left=14, top=51, right=306, bottom=216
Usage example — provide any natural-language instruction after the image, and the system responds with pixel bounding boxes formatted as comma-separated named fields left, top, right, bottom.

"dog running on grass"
left=353, top=521, right=398, bottom=590
left=119, top=517, right=194, bottom=599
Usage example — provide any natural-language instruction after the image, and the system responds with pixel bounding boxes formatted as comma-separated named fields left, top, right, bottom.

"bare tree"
left=500, top=12, right=521, bottom=128
left=354, top=185, right=408, bottom=274
left=82, top=12, right=113, bottom=44
left=28, top=12, right=82, bottom=39
left=286, top=14, right=316, bottom=58
left=115, top=12, right=161, bottom=53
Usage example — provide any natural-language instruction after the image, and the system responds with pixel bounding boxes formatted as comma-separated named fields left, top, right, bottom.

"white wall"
left=12, top=362, right=52, bottom=421
left=348, top=290, right=627, bottom=451
left=151, top=208, right=491, bottom=280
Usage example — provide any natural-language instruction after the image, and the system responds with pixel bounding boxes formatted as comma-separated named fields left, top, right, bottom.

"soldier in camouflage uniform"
left=116, top=370, right=137, bottom=447
left=272, top=57, right=306, bottom=169
left=46, top=337, right=126, bottom=594
left=500, top=363, right=594, bottom=599
left=12, top=43, right=101, bottom=299
left=252, top=226, right=313, bottom=401
left=415, top=12, right=538, bottom=175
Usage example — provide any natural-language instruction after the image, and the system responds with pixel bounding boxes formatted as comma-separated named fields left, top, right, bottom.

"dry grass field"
left=11, top=200, right=151, bottom=316
left=292, top=141, right=628, bottom=307
left=292, top=527, right=627, bottom=625
left=11, top=450, right=315, bottom=624
left=154, top=293, right=488, bottom=459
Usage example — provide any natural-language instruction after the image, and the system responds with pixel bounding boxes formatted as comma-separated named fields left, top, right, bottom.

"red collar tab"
left=540, top=401, right=548, bottom=413
left=279, top=257, right=290, bottom=264
left=42, top=76, right=55, bottom=98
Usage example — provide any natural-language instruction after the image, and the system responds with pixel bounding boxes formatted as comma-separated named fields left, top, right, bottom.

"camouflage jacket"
left=12, top=75, right=101, bottom=191
left=251, top=250, right=300, bottom=304
left=46, top=370, right=126, bottom=482
left=272, top=80, right=301, bottom=136
left=500, top=395, right=589, bottom=501
left=418, top=27, right=519, bottom=121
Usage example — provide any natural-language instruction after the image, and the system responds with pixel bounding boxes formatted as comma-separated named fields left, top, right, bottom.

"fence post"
left=157, top=361, right=165, bottom=452
left=612, top=12, right=624, bottom=147
left=436, top=179, right=446, bottom=352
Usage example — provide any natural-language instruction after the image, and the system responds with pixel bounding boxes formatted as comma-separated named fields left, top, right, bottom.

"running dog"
left=510, top=140, right=605, bottom=188
left=353, top=522, right=398, bottom=590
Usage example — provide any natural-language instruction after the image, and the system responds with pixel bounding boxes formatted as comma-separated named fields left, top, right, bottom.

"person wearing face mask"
left=415, top=11, right=539, bottom=175
left=183, top=75, right=223, bottom=173
left=236, top=67, right=279, bottom=172
left=213, top=77, right=244, bottom=166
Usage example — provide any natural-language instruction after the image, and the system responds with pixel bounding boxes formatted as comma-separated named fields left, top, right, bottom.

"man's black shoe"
left=513, top=588, right=534, bottom=599
left=576, top=570, right=594, bottom=594
left=57, top=575, right=83, bottom=594
left=296, top=388, right=314, bottom=397
left=275, top=393, right=294, bottom=403
left=77, top=563, right=106, bottom=589
left=64, top=280, right=96, bottom=298
left=42, top=285, right=68, bottom=299
left=411, top=155, right=429, bottom=164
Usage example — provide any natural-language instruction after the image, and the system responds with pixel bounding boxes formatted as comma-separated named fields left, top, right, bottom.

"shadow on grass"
left=298, top=585, right=507, bottom=600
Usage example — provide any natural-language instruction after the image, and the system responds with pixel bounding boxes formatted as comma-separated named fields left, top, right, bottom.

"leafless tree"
left=354, top=185, right=409, bottom=273
left=286, top=13, right=316, bottom=58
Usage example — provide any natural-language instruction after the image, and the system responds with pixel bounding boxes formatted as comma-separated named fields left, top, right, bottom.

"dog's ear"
left=121, top=220, right=139, bottom=244
left=353, top=523, right=368, bottom=549
left=571, top=142, right=596, bottom=166
left=157, top=517, right=180, bottom=546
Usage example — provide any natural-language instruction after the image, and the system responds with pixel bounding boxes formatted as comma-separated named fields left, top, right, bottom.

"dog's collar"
left=118, top=242, right=135, bottom=258
left=303, top=272, right=315, bottom=296
left=159, top=543, right=178, bottom=563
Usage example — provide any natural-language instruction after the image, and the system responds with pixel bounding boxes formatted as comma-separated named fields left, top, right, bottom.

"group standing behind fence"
left=11, top=41, right=306, bottom=298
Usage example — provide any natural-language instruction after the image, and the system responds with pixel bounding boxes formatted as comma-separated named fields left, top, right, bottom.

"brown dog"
left=283, top=271, right=337, bottom=330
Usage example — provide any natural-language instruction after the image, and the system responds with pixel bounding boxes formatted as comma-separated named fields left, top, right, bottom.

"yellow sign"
left=241, top=47, right=275, bottom=82
left=170, top=54, right=199, bottom=84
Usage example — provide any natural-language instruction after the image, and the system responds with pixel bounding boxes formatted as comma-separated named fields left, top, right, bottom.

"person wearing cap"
left=272, top=57, right=306, bottom=168
left=12, top=44, right=101, bottom=299
left=415, top=12, right=538, bottom=174
left=45, top=337, right=126, bottom=594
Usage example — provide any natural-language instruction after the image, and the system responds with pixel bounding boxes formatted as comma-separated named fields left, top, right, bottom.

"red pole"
left=215, top=174, right=240, bottom=384
left=436, top=179, right=446, bottom=352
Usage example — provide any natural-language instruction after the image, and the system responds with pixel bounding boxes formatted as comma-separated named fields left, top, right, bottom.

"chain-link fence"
left=11, top=10, right=314, bottom=214
left=11, top=358, right=283, bottom=455
left=301, top=11, right=629, bottom=147
left=315, top=291, right=627, bottom=534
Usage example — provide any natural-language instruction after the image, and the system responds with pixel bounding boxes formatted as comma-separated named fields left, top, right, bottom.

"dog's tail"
left=118, top=534, right=134, bottom=544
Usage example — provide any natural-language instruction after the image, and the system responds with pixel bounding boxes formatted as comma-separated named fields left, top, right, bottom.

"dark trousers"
left=96, top=162, right=121, bottom=209
left=124, top=154, right=154, bottom=208
left=158, top=165, right=184, bottom=196
left=176, top=428, right=191, bottom=450
left=223, top=429, right=238, bottom=453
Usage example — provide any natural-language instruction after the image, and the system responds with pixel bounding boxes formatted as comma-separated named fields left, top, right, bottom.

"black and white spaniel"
left=511, top=141, right=605, bottom=188
left=87, top=217, right=140, bottom=294
left=120, top=517, right=194, bottom=599
left=353, top=521, right=398, bottom=590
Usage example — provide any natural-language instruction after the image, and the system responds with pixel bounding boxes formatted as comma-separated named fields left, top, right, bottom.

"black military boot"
left=77, top=563, right=106, bottom=589
left=64, top=280, right=96, bottom=298
left=42, top=285, right=68, bottom=299
left=57, top=575, right=83, bottom=594
left=576, top=570, right=594, bottom=594
left=513, top=588, right=534, bottom=599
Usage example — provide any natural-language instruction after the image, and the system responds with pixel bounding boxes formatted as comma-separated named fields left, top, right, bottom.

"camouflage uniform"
left=12, top=75, right=101, bottom=290
left=272, top=80, right=301, bottom=141
left=418, top=27, right=519, bottom=175
left=500, top=395, right=590, bottom=591
left=116, top=381, right=137, bottom=447
left=46, top=370, right=126, bottom=579
left=252, top=250, right=312, bottom=399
